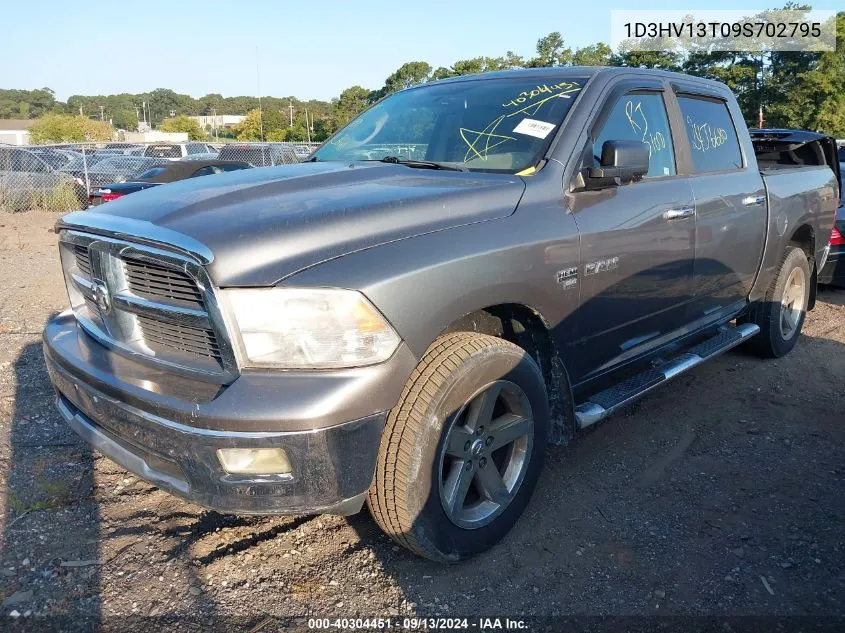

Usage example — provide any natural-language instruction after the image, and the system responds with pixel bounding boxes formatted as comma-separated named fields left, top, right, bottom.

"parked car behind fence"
left=88, top=160, right=252, bottom=206
left=0, top=141, right=321, bottom=212
left=217, top=143, right=301, bottom=166
left=0, top=146, right=86, bottom=212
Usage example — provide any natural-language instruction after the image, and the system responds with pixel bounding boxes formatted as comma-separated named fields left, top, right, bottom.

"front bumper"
left=43, top=311, right=416, bottom=515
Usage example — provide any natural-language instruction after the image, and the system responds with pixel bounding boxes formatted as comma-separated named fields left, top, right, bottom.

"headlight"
left=221, top=288, right=400, bottom=369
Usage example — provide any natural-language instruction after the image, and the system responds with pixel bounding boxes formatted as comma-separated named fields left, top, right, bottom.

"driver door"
left=569, top=87, right=696, bottom=382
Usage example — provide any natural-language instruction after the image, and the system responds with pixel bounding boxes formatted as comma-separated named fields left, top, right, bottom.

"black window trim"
left=674, top=91, right=746, bottom=175
left=585, top=82, right=681, bottom=184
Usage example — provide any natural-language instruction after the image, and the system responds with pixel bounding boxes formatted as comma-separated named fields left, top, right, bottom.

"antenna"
left=256, top=46, right=264, bottom=142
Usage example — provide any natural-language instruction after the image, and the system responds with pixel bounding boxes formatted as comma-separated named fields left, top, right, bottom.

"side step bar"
left=574, top=323, right=760, bottom=429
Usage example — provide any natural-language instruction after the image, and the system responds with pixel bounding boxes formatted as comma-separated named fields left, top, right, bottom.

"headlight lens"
left=222, top=288, right=400, bottom=369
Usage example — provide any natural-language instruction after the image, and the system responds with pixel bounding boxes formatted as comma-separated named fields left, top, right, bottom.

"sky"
left=0, top=1, right=841, bottom=103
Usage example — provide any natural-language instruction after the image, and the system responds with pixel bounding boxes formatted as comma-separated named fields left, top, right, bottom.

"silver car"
left=0, top=147, right=85, bottom=212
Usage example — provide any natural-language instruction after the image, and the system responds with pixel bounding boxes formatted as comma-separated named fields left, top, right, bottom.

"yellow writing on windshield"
left=460, top=83, right=583, bottom=163
left=502, top=82, right=582, bottom=110
left=460, top=115, right=516, bottom=162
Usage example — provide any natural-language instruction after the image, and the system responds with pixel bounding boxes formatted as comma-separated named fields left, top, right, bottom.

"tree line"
left=3, top=10, right=843, bottom=144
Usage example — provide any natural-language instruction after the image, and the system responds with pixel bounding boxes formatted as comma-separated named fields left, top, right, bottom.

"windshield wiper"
left=376, top=156, right=466, bottom=172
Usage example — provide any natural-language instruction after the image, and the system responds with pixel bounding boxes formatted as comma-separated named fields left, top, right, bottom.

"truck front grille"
left=74, top=245, right=92, bottom=277
left=137, top=315, right=222, bottom=362
left=123, top=256, right=205, bottom=310
left=59, top=232, right=236, bottom=379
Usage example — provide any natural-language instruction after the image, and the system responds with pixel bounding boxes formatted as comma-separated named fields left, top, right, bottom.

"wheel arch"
left=439, top=303, right=575, bottom=445
left=789, top=223, right=815, bottom=260
left=789, top=223, right=817, bottom=310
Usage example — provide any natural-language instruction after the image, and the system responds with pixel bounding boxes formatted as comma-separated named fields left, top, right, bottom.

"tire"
left=367, top=332, right=548, bottom=563
left=741, top=246, right=811, bottom=358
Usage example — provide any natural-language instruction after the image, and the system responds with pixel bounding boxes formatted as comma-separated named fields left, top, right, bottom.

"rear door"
left=569, top=80, right=696, bottom=381
left=674, top=89, right=767, bottom=315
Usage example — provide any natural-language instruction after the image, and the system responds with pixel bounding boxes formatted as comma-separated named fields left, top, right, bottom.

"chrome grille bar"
left=58, top=230, right=237, bottom=383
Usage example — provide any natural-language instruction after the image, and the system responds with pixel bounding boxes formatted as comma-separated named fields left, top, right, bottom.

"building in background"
left=0, top=119, right=37, bottom=145
left=121, top=131, right=189, bottom=143
left=190, top=115, right=245, bottom=131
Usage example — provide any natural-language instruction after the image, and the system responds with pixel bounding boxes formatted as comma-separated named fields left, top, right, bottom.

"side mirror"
left=584, top=140, right=650, bottom=189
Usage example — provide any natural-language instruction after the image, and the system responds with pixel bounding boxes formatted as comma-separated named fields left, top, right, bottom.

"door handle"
left=742, top=195, right=765, bottom=206
left=663, top=207, right=695, bottom=220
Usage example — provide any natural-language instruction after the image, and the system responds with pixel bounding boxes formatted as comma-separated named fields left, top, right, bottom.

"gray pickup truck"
left=44, top=67, right=840, bottom=563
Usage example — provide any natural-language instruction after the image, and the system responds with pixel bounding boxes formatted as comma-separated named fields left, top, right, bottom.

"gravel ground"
left=0, top=211, right=843, bottom=631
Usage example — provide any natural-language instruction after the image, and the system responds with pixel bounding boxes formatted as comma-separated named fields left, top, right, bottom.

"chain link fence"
left=0, top=141, right=322, bottom=213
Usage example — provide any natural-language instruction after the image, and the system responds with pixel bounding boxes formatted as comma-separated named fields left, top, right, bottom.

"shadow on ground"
left=1, top=291, right=844, bottom=629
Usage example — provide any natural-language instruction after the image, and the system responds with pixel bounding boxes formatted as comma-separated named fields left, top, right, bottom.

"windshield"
left=135, top=166, right=169, bottom=179
left=314, top=76, right=586, bottom=173
left=92, top=157, right=163, bottom=174
left=60, top=153, right=113, bottom=171
left=145, top=145, right=182, bottom=158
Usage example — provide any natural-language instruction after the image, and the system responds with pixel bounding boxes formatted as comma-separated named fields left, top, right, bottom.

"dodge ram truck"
left=43, top=67, right=840, bottom=563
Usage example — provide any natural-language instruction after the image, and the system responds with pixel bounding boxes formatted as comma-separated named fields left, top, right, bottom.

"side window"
left=677, top=96, right=742, bottom=172
left=593, top=92, right=675, bottom=178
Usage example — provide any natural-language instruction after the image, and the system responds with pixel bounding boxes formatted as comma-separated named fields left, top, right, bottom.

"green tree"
left=159, top=115, right=205, bottom=140
left=197, top=93, right=223, bottom=116
left=0, top=87, right=58, bottom=119
left=111, top=108, right=138, bottom=131
left=381, top=61, right=432, bottom=95
left=528, top=32, right=572, bottom=67
left=611, top=50, right=682, bottom=71
left=573, top=43, right=613, bottom=66
left=808, top=12, right=845, bottom=135
left=431, top=53, right=525, bottom=81
left=333, top=86, right=371, bottom=126
left=232, top=109, right=264, bottom=141
left=29, top=114, right=114, bottom=143
left=261, top=110, right=286, bottom=136
left=145, top=88, right=193, bottom=125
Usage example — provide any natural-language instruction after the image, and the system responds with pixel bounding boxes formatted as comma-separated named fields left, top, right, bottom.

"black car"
left=88, top=159, right=252, bottom=205
left=818, top=188, right=844, bottom=287
left=818, top=145, right=844, bottom=286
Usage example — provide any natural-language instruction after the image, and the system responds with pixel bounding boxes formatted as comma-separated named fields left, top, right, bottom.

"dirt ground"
left=0, top=211, right=843, bottom=632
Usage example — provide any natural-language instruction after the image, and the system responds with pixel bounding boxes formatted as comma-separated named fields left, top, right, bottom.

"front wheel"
left=367, top=332, right=548, bottom=563
left=741, top=246, right=811, bottom=358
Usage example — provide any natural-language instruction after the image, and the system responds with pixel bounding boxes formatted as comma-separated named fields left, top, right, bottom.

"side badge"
left=585, top=256, right=620, bottom=276
left=556, top=267, right=578, bottom=290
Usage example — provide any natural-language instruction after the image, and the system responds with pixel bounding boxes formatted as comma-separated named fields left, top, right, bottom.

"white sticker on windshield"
left=512, top=118, right=556, bottom=139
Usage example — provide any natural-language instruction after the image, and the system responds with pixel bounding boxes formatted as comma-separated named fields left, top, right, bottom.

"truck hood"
left=62, top=161, right=525, bottom=286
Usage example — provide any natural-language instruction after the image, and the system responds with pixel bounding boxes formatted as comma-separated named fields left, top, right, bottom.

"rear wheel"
left=367, top=332, right=548, bottom=563
left=741, top=246, right=811, bottom=358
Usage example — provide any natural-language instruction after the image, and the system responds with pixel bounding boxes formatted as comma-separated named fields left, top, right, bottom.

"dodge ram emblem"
left=93, top=280, right=112, bottom=315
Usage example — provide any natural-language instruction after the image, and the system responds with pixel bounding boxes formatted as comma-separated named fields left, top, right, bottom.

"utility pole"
left=305, top=109, right=311, bottom=144
left=134, top=105, right=140, bottom=128
left=212, top=107, right=219, bottom=141
left=99, top=105, right=104, bottom=121
left=79, top=106, right=83, bottom=116
left=288, top=100, right=294, bottom=127
left=256, top=46, right=264, bottom=142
